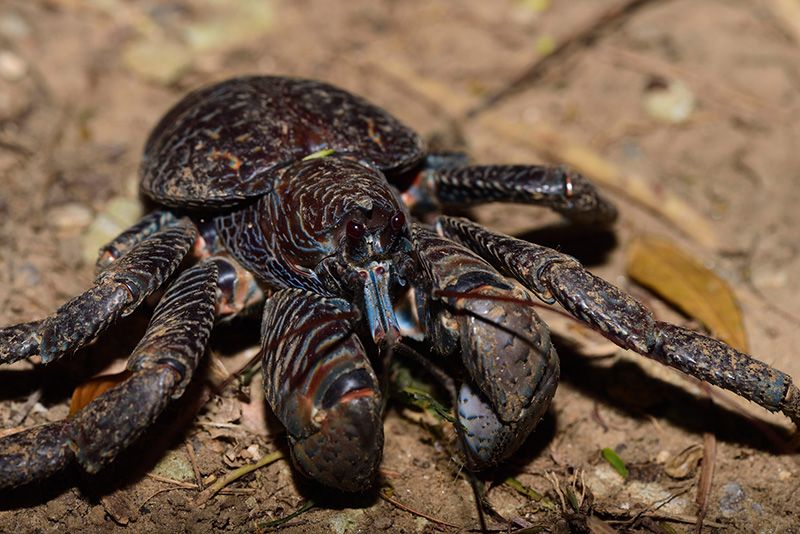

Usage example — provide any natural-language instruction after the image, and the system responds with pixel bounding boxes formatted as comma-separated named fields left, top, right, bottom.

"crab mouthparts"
left=362, top=261, right=400, bottom=347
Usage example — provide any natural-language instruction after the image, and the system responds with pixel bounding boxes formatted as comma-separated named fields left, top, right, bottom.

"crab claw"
left=290, top=370, right=383, bottom=491
left=260, top=289, right=385, bottom=491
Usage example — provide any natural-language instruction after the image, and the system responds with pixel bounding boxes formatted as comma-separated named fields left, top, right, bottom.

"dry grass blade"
left=195, top=450, right=284, bottom=505
left=626, top=235, right=747, bottom=351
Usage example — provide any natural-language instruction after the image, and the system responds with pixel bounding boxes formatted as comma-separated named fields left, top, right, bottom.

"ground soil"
left=1, top=1, right=800, bottom=532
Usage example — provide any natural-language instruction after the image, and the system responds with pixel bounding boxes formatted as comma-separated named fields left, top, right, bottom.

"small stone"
left=245, top=496, right=258, bottom=507
left=718, top=482, right=746, bottom=517
left=50, top=203, right=94, bottom=233
left=244, top=443, right=261, bottom=461
left=643, top=77, right=695, bottom=124
left=0, top=50, right=27, bottom=81
left=372, top=515, right=394, bottom=530
left=82, top=196, right=143, bottom=264
left=151, top=448, right=195, bottom=482
left=88, top=504, right=107, bottom=526
left=123, top=38, right=194, bottom=86
left=0, top=12, right=31, bottom=39
left=778, top=469, right=792, bottom=481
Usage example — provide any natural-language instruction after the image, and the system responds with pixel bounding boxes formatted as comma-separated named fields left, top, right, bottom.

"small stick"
left=195, top=450, right=284, bottom=505
left=146, top=473, right=198, bottom=489
left=185, top=441, right=204, bottom=490
left=608, top=511, right=727, bottom=529
left=694, top=429, right=717, bottom=533
left=379, top=489, right=460, bottom=530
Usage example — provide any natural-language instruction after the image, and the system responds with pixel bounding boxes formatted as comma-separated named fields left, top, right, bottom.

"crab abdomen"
left=140, top=76, right=424, bottom=209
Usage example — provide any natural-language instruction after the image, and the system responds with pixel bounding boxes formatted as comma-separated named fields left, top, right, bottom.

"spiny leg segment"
left=0, top=260, right=221, bottom=489
left=438, top=215, right=800, bottom=427
left=0, top=214, right=196, bottom=365
left=404, top=158, right=617, bottom=225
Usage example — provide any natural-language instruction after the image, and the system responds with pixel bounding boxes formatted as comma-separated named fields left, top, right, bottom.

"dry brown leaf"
left=100, top=487, right=138, bottom=525
left=69, top=371, right=131, bottom=415
left=663, top=443, right=704, bottom=479
left=626, top=235, right=747, bottom=351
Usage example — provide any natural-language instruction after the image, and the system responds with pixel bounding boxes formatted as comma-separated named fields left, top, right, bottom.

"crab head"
left=272, top=156, right=415, bottom=348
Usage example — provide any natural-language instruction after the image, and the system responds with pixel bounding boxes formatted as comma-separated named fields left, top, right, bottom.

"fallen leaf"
left=70, top=371, right=131, bottom=415
left=626, top=235, right=747, bottom=351
left=101, top=487, right=138, bottom=526
left=663, top=443, right=704, bottom=479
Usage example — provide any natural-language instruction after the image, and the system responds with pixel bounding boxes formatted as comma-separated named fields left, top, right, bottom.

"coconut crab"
left=0, top=76, right=798, bottom=493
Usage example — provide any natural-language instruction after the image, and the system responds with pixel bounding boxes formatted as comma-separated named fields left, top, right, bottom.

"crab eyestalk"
left=259, top=289, right=384, bottom=491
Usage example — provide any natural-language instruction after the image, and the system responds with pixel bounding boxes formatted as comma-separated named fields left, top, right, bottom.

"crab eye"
left=390, top=211, right=406, bottom=232
left=346, top=219, right=366, bottom=242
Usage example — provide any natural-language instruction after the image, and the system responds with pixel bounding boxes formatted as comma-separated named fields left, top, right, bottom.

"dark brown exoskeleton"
left=0, top=76, right=798, bottom=492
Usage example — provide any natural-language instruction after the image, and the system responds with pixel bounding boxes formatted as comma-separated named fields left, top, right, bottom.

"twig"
left=469, top=0, right=663, bottom=116
left=185, top=441, right=204, bottom=489
left=379, top=489, right=461, bottom=530
left=607, top=511, right=727, bottom=529
left=695, top=428, right=717, bottom=533
left=146, top=473, right=198, bottom=489
left=139, top=486, right=186, bottom=509
left=195, top=450, right=284, bottom=505
left=8, top=389, right=42, bottom=426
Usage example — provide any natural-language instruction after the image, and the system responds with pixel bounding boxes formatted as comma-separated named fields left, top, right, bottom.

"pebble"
left=82, top=196, right=142, bottom=264
left=151, top=448, right=195, bottom=482
left=643, top=78, right=695, bottom=124
left=0, top=50, right=27, bottom=81
left=0, top=12, right=30, bottom=39
left=718, top=482, right=746, bottom=517
left=50, top=202, right=94, bottom=233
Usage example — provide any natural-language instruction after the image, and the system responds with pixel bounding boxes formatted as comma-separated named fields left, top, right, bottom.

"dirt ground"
left=1, top=0, right=800, bottom=532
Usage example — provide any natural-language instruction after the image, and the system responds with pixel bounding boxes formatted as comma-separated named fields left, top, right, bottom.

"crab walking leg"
left=403, top=162, right=617, bottom=225
left=0, top=218, right=197, bottom=365
left=0, top=261, right=219, bottom=489
left=438, top=216, right=800, bottom=426
left=259, top=289, right=384, bottom=491
left=411, top=224, right=559, bottom=468
left=95, top=209, right=180, bottom=271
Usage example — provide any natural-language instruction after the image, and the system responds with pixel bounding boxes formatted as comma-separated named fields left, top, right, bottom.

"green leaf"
left=601, top=447, right=629, bottom=478
left=302, top=148, right=336, bottom=160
